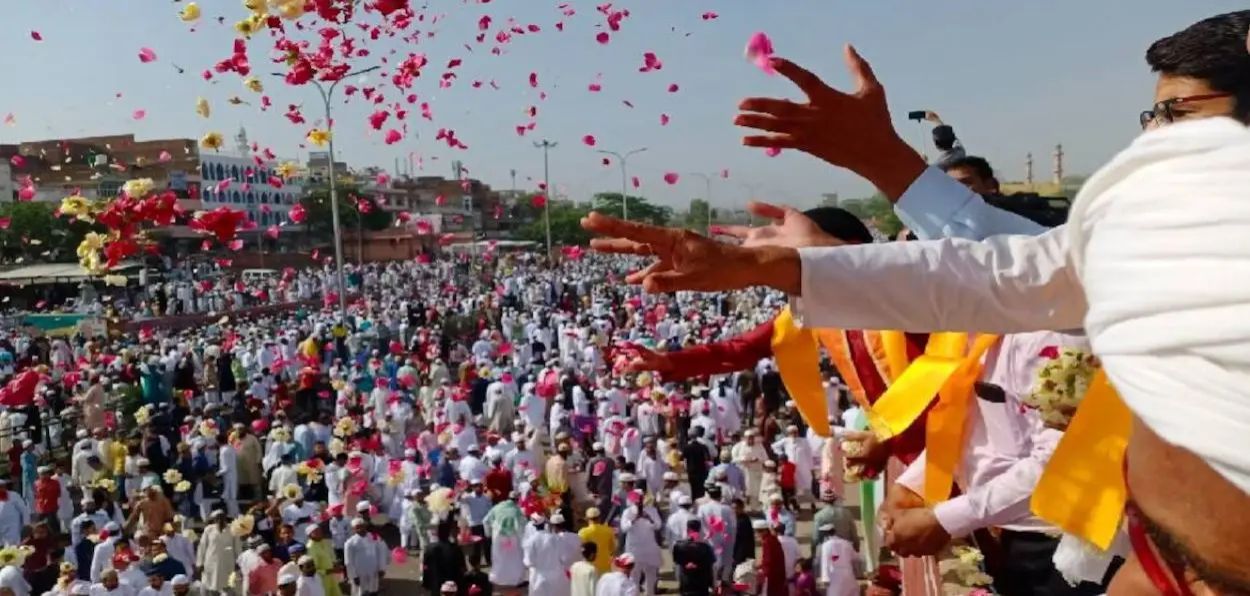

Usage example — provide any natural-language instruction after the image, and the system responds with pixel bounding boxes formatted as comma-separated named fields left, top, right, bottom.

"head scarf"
left=1069, top=116, right=1250, bottom=494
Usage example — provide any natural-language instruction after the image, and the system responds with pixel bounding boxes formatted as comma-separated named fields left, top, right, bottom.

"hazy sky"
left=1, top=0, right=1243, bottom=210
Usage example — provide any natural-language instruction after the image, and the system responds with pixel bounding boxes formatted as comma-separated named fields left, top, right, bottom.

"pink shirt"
left=248, top=559, right=283, bottom=596
left=897, top=331, right=1089, bottom=538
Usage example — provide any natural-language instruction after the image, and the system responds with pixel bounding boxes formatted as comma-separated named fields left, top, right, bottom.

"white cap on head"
left=440, top=581, right=458, bottom=593
left=677, top=495, right=693, bottom=506
left=351, top=517, right=367, bottom=528
left=549, top=513, right=565, bottom=525
left=277, top=574, right=298, bottom=587
left=355, top=501, right=372, bottom=513
left=171, top=575, right=191, bottom=587
left=297, top=555, right=314, bottom=566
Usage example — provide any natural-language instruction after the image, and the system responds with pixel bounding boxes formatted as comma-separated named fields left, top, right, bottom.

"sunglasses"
left=1124, top=456, right=1195, bottom=596
left=1139, top=93, right=1232, bottom=129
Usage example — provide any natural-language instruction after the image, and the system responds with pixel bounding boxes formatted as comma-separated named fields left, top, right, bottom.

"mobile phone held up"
left=907, top=110, right=926, bottom=122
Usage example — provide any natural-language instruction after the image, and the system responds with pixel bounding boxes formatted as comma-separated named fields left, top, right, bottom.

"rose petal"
left=138, top=47, right=159, bottom=64
left=663, top=172, right=679, bottom=185
left=582, top=135, right=596, bottom=147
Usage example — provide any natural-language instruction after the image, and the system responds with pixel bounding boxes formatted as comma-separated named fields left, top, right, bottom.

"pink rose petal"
left=660, top=114, right=670, bottom=126
left=158, top=151, right=172, bottom=163
left=30, top=31, right=42, bottom=41
left=132, top=110, right=147, bottom=121
left=385, top=129, right=403, bottom=144
left=663, top=172, right=679, bottom=185
left=764, top=147, right=782, bottom=157
left=582, top=134, right=596, bottom=147
left=745, top=32, right=776, bottom=75
left=138, top=47, right=158, bottom=64
left=596, top=32, right=609, bottom=44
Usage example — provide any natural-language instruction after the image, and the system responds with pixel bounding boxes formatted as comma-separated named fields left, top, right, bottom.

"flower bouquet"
left=1023, top=347, right=1100, bottom=430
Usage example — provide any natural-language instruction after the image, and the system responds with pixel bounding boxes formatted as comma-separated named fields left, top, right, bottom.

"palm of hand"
left=740, top=213, right=825, bottom=250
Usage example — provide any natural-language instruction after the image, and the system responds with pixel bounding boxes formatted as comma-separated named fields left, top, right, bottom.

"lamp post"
left=740, top=182, right=761, bottom=225
left=534, top=140, right=557, bottom=257
left=687, top=172, right=713, bottom=234
left=596, top=147, right=646, bottom=220
left=274, top=65, right=379, bottom=322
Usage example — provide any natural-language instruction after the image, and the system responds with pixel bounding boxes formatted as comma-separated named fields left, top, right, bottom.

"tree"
left=0, top=201, right=93, bottom=263
left=590, top=193, right=672, bottom=225
left=299, top=185, right=393, bottom=241
left=838, top=193, right=903, bottom=238
left=516, top=203, right=591, bottom=247
left=681, top=198, right=712, bottom=230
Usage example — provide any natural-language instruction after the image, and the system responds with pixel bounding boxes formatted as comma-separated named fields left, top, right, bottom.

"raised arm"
left=660, top=318, right=776, bottom=381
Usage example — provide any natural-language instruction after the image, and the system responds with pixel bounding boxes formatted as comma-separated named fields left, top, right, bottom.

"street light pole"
left=286, top=64, right=379, bottom=323
left=597, top=147, right=646, bottom=220
left=688, top=172, right=713, bottom=234
left=534, top=140, right=557, bottom=257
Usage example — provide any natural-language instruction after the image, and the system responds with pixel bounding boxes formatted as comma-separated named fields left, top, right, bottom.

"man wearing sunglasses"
left=583, top=10, right=1250, bottom=596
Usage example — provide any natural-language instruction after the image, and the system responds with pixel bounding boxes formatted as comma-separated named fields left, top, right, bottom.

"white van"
left=241, top=268, right=279, bottom=283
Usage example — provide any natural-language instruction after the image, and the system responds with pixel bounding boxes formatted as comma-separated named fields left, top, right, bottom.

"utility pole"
left=277, top=64, right=380, bottom=323
left=597, top=147, right=647, bottom=220
left=534, top=140, right=557, bottom=257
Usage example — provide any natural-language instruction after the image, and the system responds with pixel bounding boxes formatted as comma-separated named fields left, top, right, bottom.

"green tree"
left=591, top=193, right=672, bottom=225
left=839, top=193, right=903, bottom=238
left=299, top=185, right=393, bottom=241
left=0, top=201, right=92, bottom=263
left=516, top=203, right=591, bottom=247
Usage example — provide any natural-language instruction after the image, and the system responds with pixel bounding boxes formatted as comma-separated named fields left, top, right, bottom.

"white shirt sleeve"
left=895, top=167, right=1048, bottom=240
left=792, top=226, right=1085, bottom=334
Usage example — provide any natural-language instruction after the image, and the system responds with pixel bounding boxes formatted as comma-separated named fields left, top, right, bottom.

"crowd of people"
left=1, top=7, right=1249, bottom=596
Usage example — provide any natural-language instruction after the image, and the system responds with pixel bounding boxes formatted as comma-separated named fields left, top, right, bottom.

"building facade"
left=198, top=154, right=303, bottom=228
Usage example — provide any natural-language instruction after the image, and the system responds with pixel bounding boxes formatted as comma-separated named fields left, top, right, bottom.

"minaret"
left=235, top=127, right=249, bottom=157
left=1026, top=152, right=1034, bottom=186
left=1053, top=144, right=1065, bottom=185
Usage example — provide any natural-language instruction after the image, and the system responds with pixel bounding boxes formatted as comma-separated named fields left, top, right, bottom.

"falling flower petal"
left=384, top=129, right=403, bottom=144
left=588, top=82, right=602, bottom=93
left=195, top=98, right=211, bottom=118
left=227, top=239, right=244, bottom=251
left=582, top=135, right=596, bottom=147
left=528, top=72, right=538, bottom=88
left=9, top=156, right=24, bottom=168
left=368, top=110, right=390, bottom=130
left=307, top=129, right=331, bottom=147
left=200, top=132, right=223, bottom=151
left=30, top=31, right=42, bottom=42
left=288, top=204, right=307, bottom=224
left=631, top=176, right=640, bottom=188
left=132, top=110, right=146, bottom=121
left=531, top=194, right=547, bottom=208
left=660, top=114, right=670, bottom=126
left=668, top=83, right=679, bottom=93
left=663, top=172, right=680, bottom=185
left=596, top=32, right=610, bottom=44
left=138, top=47, right=158, bottom=64
left=701, top=11, right=719, bottom=20
left=180, top=3, right=201, bottom=22
left=745, top=32, right=777, bottom=75
left=265, top=225, right=280, bottom=239
left=639, top=52, right=663, bottom=72
left=764, top=147, right=782, bottom=157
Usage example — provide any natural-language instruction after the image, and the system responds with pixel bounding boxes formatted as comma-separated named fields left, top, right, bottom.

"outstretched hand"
left=622, top=345, right=674, bottom=374
left=713, top=201, right=836, bottom=249
left=580, top=212, right=799, bottom=294
left=734, top=45, right=925, bottom=200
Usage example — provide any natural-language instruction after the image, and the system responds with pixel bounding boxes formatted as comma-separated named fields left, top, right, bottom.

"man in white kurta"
left=522, top=522, right=573, bottom=596
left=216, top=440, right=239, bottom=517
left=593, top=555, right=639, bottom=596
left=343, top=519, right=386, bottom=596
left=195, top=513, right=241, bottom=595
left=816, top=528, right=860, bottom=596
left=619, top=507, right=662, bottom=596
left=731, top=432, right=767, bottom=511
left=772, top=426, right=814, bottom=502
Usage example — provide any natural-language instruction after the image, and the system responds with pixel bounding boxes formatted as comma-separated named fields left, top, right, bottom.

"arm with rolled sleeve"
left=895, top=424, right=1063, bottom=539
left=894, top=167, right=1048, bottom=241
left=792, top=226, right=1084, bottom=334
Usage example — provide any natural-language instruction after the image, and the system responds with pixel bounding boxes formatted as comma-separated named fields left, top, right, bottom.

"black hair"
left=581, top=541, right=598, bottom=560
left=1146, top=10, right=1250, bottom=122
left=939, top=156, right=995, bottom=181
left=799, top=207, right=874, bottom=244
